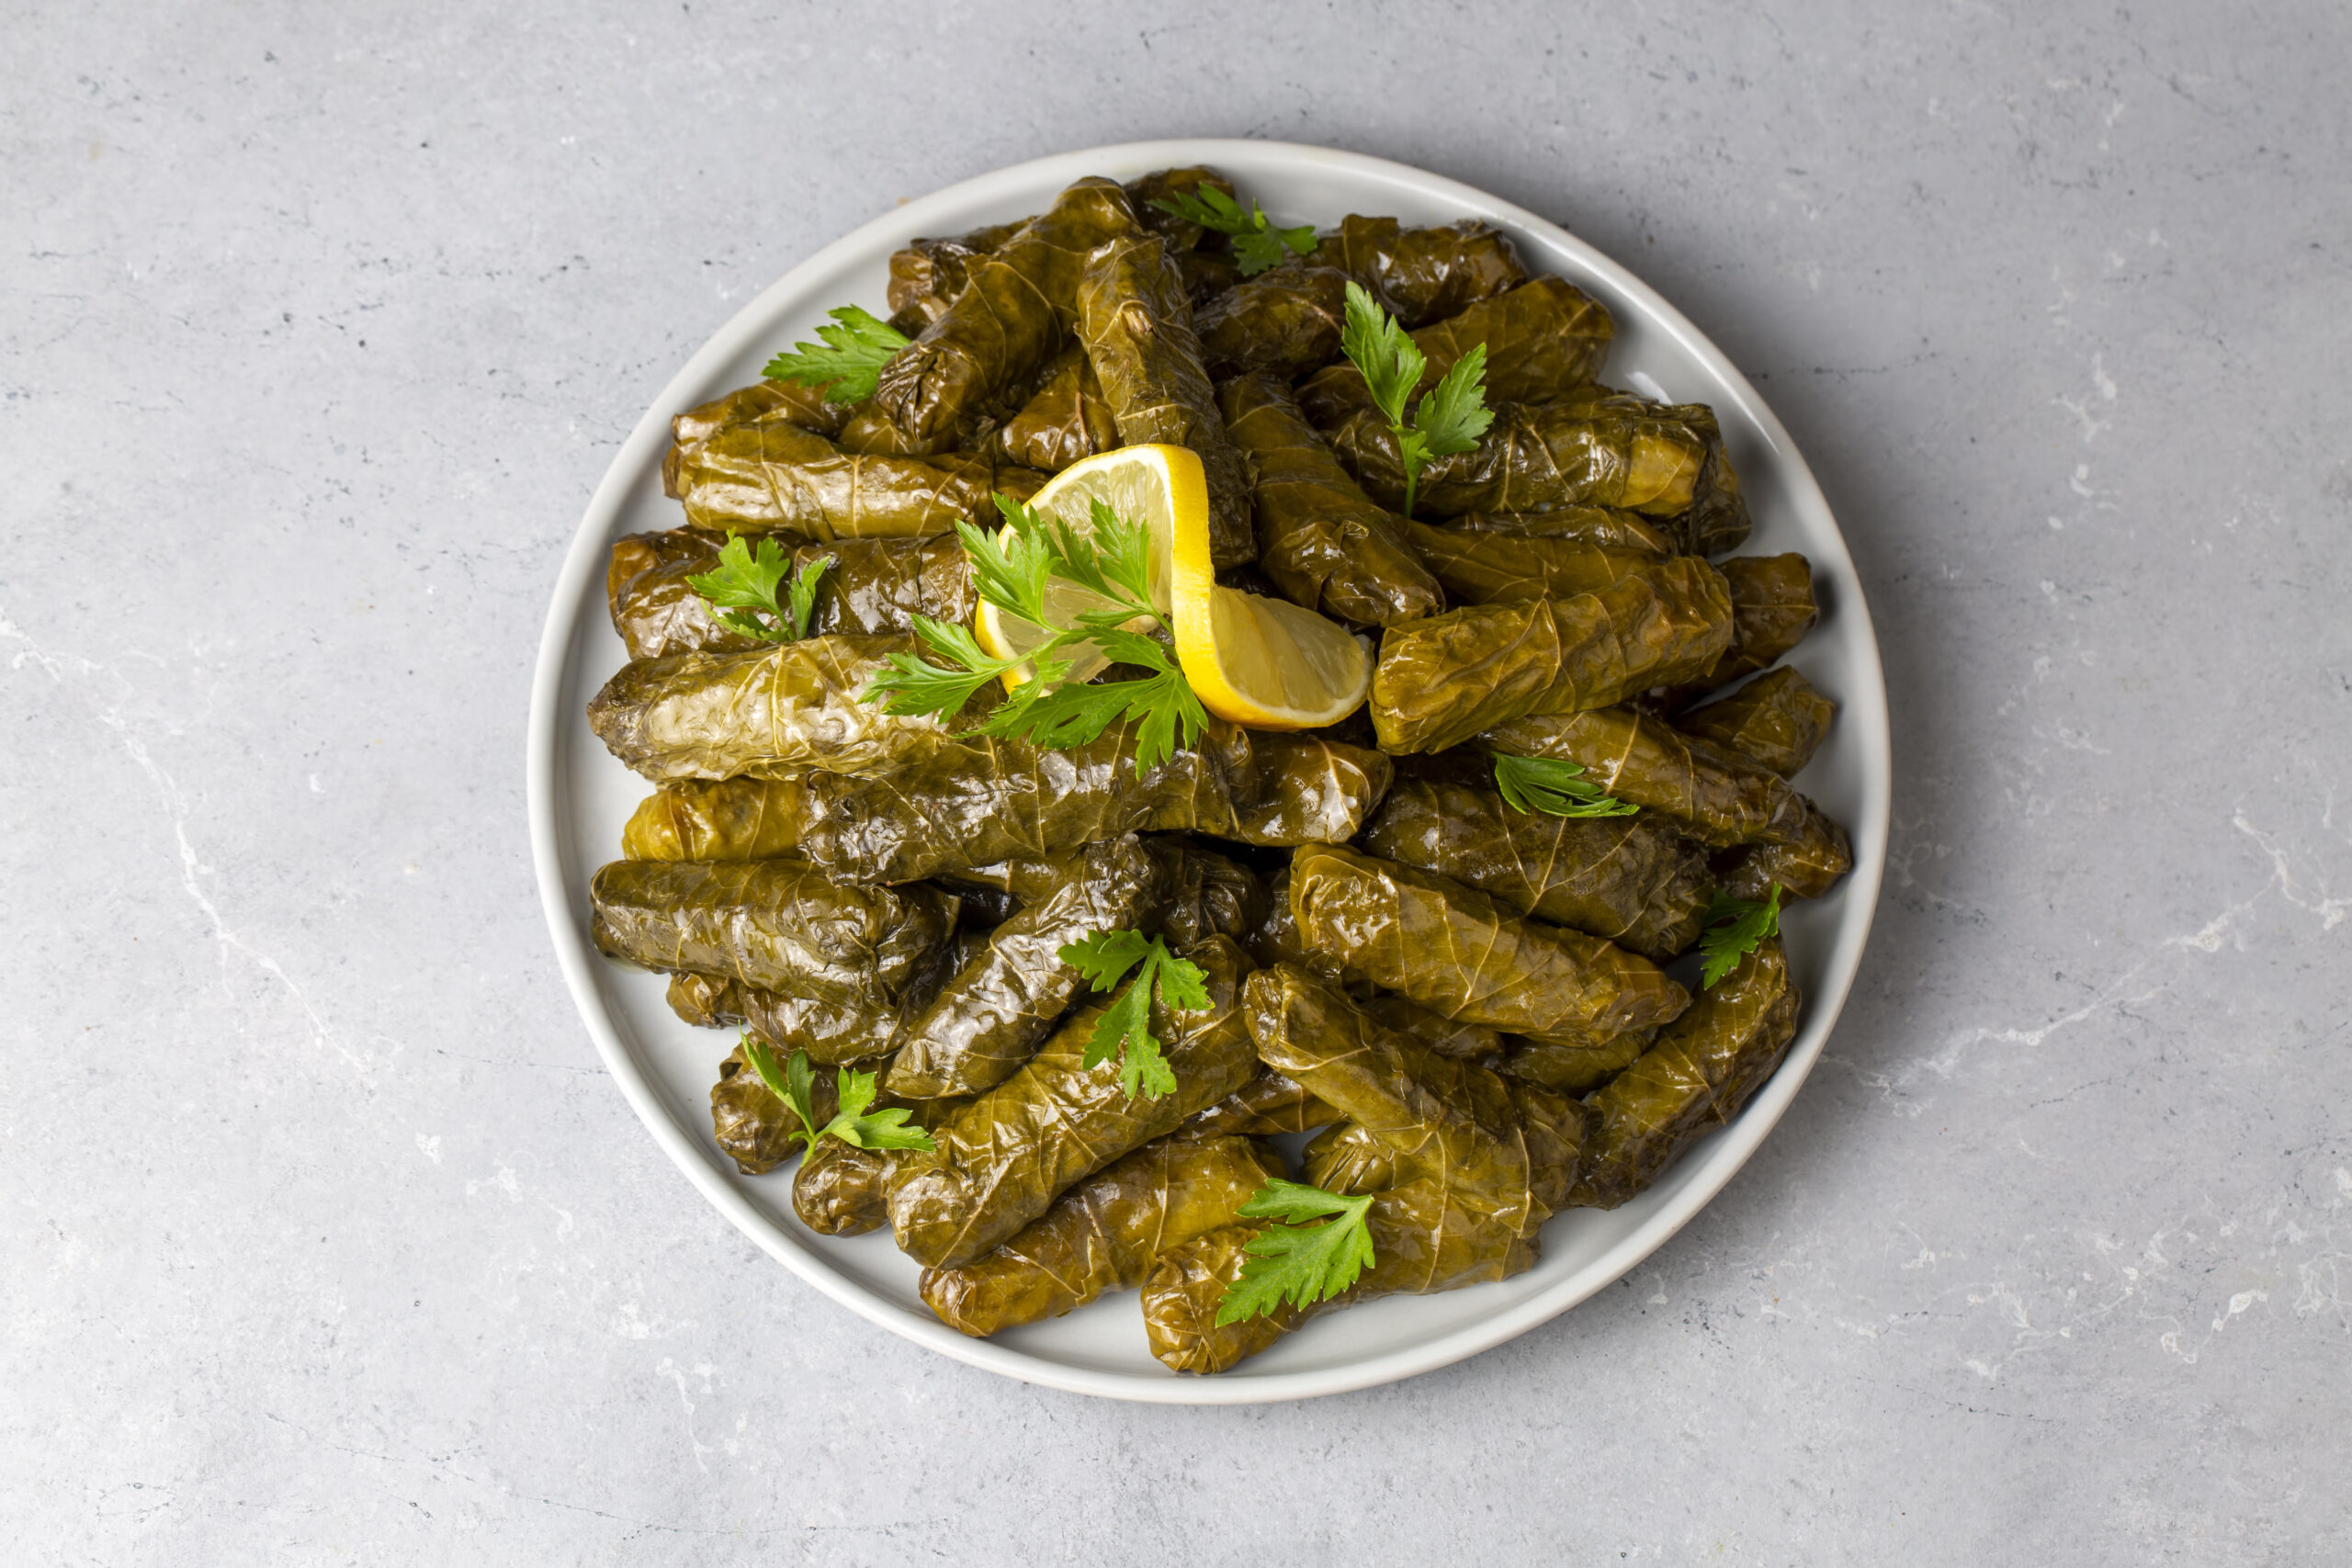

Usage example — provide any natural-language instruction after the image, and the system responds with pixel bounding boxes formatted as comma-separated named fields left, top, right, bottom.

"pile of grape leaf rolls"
left=590, top=169, right=1848, bottom=1374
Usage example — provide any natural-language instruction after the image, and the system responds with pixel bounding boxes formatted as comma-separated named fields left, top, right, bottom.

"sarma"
left=919, top=1132, right=1280, bottom=1337
left=887, top=936, right=1258, bottom=1269
left=1450, top=505, right=1676, bottom=555
left=989, top=346, right=1118, bottom=472
left=1289, top=844, right=1689, bottom=1049
left=1713, top=818, right=1853, bottom=902
left=673, top=378, right=854, bottom=446
left=589, top=858, right=955, bottom=1007
left=1571, top=940, right=1799, bottom=1209
left=1193, top=265, right=1351, bottom=380
left=872, top=177, right=1143, bottom=446
left=1144, top=838, right=1271, bottom=951
left=793, top=1137, right=894, bottom=1235
left=1329, top=400, right=1711, bottom=519
left=622, top=776, right=807, bottom=863
left=666, top=968, right=910, bottom=1065
left=1295, top=275, right=1613, bottom=428
left=1225, top=731, right=1396, bottom=848
left=886, top=219, right=1026, bottom=329
left=1076, top=233, right=1257, bottom=569
left=588, top=635, right=968, bottom=784
left=1182, top=1069, right=1336, bottom=1137
left=1677, top=666, right=1837, bottom=778
left=709, top=1043, right=842, bottom=1177
left=1124, top=165, right=1237, bottom=248
left=1305, top=215, right=1528, bottom=329
left=673, top=420, right=1040, bottom=540
left=1497, top=1029, right=1654, bottom=1096
left=1216, top=372, right=1444, bottom=626
left=1368, top=558, right=1736, bottom=753
left=885, top=836, right=1170, bottom=1100
left=1480, top=705, right=1817, bottom=849
left=1403, top=520, right=1665, bottom=605
left=1649, top=553, right=1817, bottom=705
left=608, top=530, right=975, bottom=660
left=1357, top=773, right=1713, bottom=960
left=1362, top=992, right=1507, bottom=1063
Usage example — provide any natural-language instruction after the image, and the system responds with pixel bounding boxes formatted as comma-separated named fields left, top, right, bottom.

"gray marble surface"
left=6, top=1, right=2347, bottom=1562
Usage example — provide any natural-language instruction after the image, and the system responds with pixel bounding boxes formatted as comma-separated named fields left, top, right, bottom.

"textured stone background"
left=5, top=1, right=2347, bottom=1562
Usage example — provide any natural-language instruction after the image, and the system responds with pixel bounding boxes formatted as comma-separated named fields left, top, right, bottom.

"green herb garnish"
left=1695, top=884, right=1783, bottom=989
left=1340, top=281, right=1494, bottom=517
left=761, top=305, right=910, bottom=405
left=1491, top=752, right=1638, bottom=819
left=685, top=536, right=832, bottom=643
left=1057, top=930, right=1212, bottom=1100
left=739, top=1035, right=935, bottom=1156
left=1147, top=186, right=1317, bottom=276
left=1214, top=1179, right=1378, bottom=1325
left=862, top=494, right=1209, bottom=773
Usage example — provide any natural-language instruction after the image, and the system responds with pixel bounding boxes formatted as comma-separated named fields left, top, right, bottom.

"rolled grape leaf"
left=1288, top=843, right=1689, bottom=1050
left=1357, top=773, right=1713, bottom=961
left=792, top=720, right=1261, bottom=886
left=1403, top=520, right=1667, bottom=606
left=662, top=967, right=910, bottom=1066
left=1239, top=867, right=1340, bottom=981
left=1194, top=265, right=1351, bottom=379
left=1182, top=1069, right=1336, bottom=1137
left=792, top=1090, right=973, bottom=1235
left=590, top=858, right=955, bottom=1007
left=1571, top=939, right=1800, bottom=1209
left=873, top=177, right=1144, bottom=446
left=673, top=419, right=1043, bottom=540
left=1713, top=814, right=1853, bottom=901
left=1449, top=505, right=1676, bottom=554
left=1329, top=400, right=1712, bottom=519
left=1216, top=372, right=1444, bottom=626
left=919, top=1132, right=1281, bottom=1337
left=1124, top=164, right=1237, bottom=249
left=1677, top=666, right=1837, bottom=778
left=886, top=936, right=1259, bottom=1269
left=1361, top=991, right=1507, bottom=1063
left=1296, top=275, right=1613, bottom=427
left=885, top=835, right=1171, bottom=1100
left=1077, top=232, right=1257, bottom=569
left=607, top=530, right=976, bottom=660
left=673, top=378, right=853, bottom=446
left=1480, top=704, right=1817, bottom=849
left=1226, top=731, right=1396, bottom=847
left=1140, top=1224, right=1308, bottom=1374
left=588, top=635, right=973, bottom=784
left=1305, top=215, right=1528, bottom=329
left=1368, top=558, right=1736, bottom=753
left=886, top=220, right=1026, bottom=329
left=989, top=345, right=1118, bottom=472
left=1496, top=1028, right=1656, bottom=1096
left=622, top=776, right=800, bottom=863
left=1302, top=1071, right=1595, bottom=1204
left=935, top=852, right=1085, bottom=904
left=1648, top=553, right=1817, bottom=706
left=709, top=1043, right=843, bottom=1177
left=1143, top=837, right=1271, bottom=951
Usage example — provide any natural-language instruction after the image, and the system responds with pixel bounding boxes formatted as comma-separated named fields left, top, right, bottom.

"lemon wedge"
left=973, top=442, right=1370, bottom=729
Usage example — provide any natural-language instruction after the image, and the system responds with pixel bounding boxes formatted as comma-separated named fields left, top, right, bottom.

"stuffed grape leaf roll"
left=1329, top=400, right=1712, bottom=520
left=919, top=1132, right=1281, bottom=1337
left=1368, top=558, right=1736, bottom=753
left=887, top=936, right=1259, bottom=1269
left=1713, top=820, right=1854, bottom=902
left=886, top=219, right=1026, bottom=329
left=624, top=776, right=808, bottom=862
left=662, top=968, right=910, bottom=1066
left=1570, top=939, right=1799, bottom=1209
left=673, top=419, right=1042, bottom=540
left=1402, top=520, right=1667, bottom=606
left=1144, top=838, right=1271, bottom=951
left=1182, top=1069, right=1336, bottom=1137
left=1216, top=372, right=1444, bottom=626
left=1481, top=704, right=1820, bottom=849
left=1226, top=731, right=1396, bottom=847
left=1357, top=773, right=1713, bottom=961
left=1647, top=553, right=1817, bottom=706
left=1193, top=265, right=1351, bottom=380
left=885, top=835, right=1170, bottom=1100
left=709, top=1042, right=845, bottom=1176
left=608, top=529, right=977, bottom=660
left=1077, top=233, right=1257, bottom=569
left=873, top=176, right=1144, bottom=447
left=1676, top=666, right=1837, bottom=778
left=1295, top=275, right=1614, bottom=428
left=1449, top=505, right=1677, bottom=555
left=590, top=858, right=955, bottom=1008
left=989, top=345, right=1118, bottom=472
left=1305, top=215, right=1528, bottom=329
left=1288, top=844, right=1689, bottom=1050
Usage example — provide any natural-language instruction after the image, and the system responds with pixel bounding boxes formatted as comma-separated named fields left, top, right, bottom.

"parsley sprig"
left=1696, top=884, right=1783, bottom=989
left=1057, top=930, right=1211, bottom=1100
left=1340, top=282, right=1494, bottom=517
left=1147, top=186, right=1316, bottom=276
left=862, top=494, right=1209, bottom=773
left=1492, top=752, right=1638, bottom=819
left=761, top=305, right=910, bottom=405
left=686, top=536, right=833, bottom=643
left=1215, top=1179, right=1378, bottom=1325
left=740, top=1035, right=936, bottom=1157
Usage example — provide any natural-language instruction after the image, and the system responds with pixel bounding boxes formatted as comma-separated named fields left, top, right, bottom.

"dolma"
left=989, top=346, right=1118, bottom=472
left=1295, top=275, right=1613, bottom=428
left=710, top=1043, right=842, bottom=1176
left=673, top=419, right=1042, bottom=540
left=1571, top=940, right=1799, bottom=1209
left=1124, top=165, right=1236, bottom=248
left=1301, top=1075, right=1599, bottom=1200
left=793, top=1091, right=973, bottom=1235
left=1182, top=1069, right=1336, bottom=1137
left=1226, top=731, right=1396, bottom=848
left=1193, top=265, right=1350, bottom=379
left=1077, top=233, right=1257, bottom=569
left=1451, top=505, right=1676, bottom=555
left=791, top=720, right=1260, bottom=885
left=885, top=836, right=1170, bottom=1100
left=1301, top=1120, right=1407, bottom=1197
left=1368, top=558, right=1736, bottom=753
left=886, top=219, right=1025, bottom=329
left=1402, top=520, right=1665, bottom=605
left=665, top=971, right=741, bottom=1030
left=1649, top=553, right=1817, bottom=706
left=1329, top=400, right=1712, bottom=519
left=887, top=936, right=1259, bottom=1269
left=1362, top=992, right=1507, bottom=1063
left=1497, top=1029, right=1655, bottom=1096
left=1540, top=385, right=1751, bottom=556
left=589, top=858, right=955, bottom=1007
left=1144, top=838, right=1271, bottom=950
left=1287, top=844, right=1689, bottom=1050
left=936, top=852, right=1084, bottom=905
left=872, top=177, right=1143, bottom=446
left=588, top=635, right=967, bottom=784
left=1216, top=372, right=1443, bottom=626
left=1356, top=773, right=1712, bottom=960
left=621, top=775, right=807, bottom=862
left=1305, top=215, right=1528, bottom=329
left=1239, top=867, right=1340, bottom=981
left=919, top=1133, right=1280, bottom=1337
left=1677, top=666, right=1837, bottom=778
left=1480, top=705, right=1817, bottom=849
left=1713, top=818, right=1854, bottom=902
left=673, top=378, right=853, bottom=446
left=1177, top=249, right=1242, bottom=304
left=608, top=530, right=976, bottom=660
left=662, top=968, right=909, bottom=1065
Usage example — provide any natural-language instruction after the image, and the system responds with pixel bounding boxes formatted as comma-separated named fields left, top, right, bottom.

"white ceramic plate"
left=528, top=139, right=1889, bottom=1404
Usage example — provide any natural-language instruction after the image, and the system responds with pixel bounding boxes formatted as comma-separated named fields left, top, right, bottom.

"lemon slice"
left=973, top=441, right=1370, bottom=730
